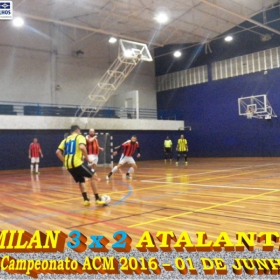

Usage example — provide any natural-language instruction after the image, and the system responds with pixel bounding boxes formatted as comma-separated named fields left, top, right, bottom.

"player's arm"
left=113, top=144, right=123, bottom=156
left=136, top=145, right=141, bottom=158
left=28, top=145, right=31, bottom=159
left=186, top=140, right=188, bottom=152
left=79, top=144, right=91, bottom=163
left=56, top=149, right=64, bottom=163
left=56, top=139, right=66, bottom=163
left=86, top=136, right=97, bottom=143
left=39, top=145, right=44, bottom=158
left=99, top=146, right=104, bottom=152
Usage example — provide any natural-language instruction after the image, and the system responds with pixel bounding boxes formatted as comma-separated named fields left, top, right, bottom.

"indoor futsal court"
left=1, top=0, right=280, bottom=278
left=0, top=157, right=279, bottom=248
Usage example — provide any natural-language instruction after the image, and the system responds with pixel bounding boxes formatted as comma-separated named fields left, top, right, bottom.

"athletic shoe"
left=96, top=199, right=105, bottom=206
left=170, top=159, right=172, bottom=162
left=164, top=159, right=167, bottom=162
left=35, top=172, right=40, bottom=175
left=126, top=174, right=131, bottom=179
left=84, top=200, right=91, bottom=206
left=185, top=162, right=188, bottom=166
left=106, top=176, right=110, bottom=180
left=30, top=171, right=34, bottom=174
left=176, top=162, right=178, bottom=166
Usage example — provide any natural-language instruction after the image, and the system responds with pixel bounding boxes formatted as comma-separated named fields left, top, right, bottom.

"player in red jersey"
left=29, top=138, right=43, bottom=174
left=106, top=135, right=140, bottom=180
left=86, top=128, right=104, bottom=173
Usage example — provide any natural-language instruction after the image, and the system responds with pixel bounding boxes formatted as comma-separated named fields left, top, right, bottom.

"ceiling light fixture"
left=155, top=12, right=168, bottom=24
left=174, top=51, right=182, bottom=58
left=12, top=17, right=24, bottom=27
left=109, top=37, right=117, bottom=43
left=225, top=35, right=233, bottom=42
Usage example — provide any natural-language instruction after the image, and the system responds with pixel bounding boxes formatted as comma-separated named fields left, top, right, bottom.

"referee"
left=164, top=136, right=173, bottom=162
left=176, top=134, right=188, bottom=166
left=56, top=125, right=105, bottom=206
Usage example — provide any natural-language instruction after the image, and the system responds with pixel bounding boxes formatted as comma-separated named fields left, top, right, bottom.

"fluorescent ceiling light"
left=155, top=12, right=168, bottom=24
left=13, top=17, right=24, bottom=27
left=109, top=37, right=117, bottom=43
left=225, top=36, right=233, bottom=42
left=174, top=51, right=182, bottom=58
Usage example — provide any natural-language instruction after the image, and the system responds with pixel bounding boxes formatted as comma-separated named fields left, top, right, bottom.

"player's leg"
left=107, top=154, right=126, bottom=179
left=168, top=148, right=172, bottom=161
left=88, top=155, right=95, bottom=172
left=126, top=157, right=137, bottom=179
left=106, top=163, right=123, bottom=179
left=30, top=157, right=35, bottom=173
left=68, top=168, right=91, bottom=206
left=164, top=148, right=167, bottom=161
left=176, top=152, right=181, bottom=166
left=35, top=158, right=40, bottom=174
left=79, top=163, right=104, bottom=205
left=184, top=153, right=188, bottom=166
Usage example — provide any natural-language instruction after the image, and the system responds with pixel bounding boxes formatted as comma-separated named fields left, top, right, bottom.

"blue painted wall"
left=157, top=68, right=280, bottom=157
left=0, top=129, right=185, bottom=170
left=155, top=6, right=280, bottom=158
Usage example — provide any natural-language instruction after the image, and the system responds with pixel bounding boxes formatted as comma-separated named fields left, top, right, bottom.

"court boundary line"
left=34, top=166, right=279, bottom=206
left=128, top=190, right=279, bottom=228
left=140, top=162, right=278, bottom=182
left=140, top=181, right=279, bottom=191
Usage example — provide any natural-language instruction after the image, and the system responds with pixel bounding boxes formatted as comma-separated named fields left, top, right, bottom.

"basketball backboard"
left=238, top=94, right=277, bottom=119
left=119, top=39, right=153, bottom=62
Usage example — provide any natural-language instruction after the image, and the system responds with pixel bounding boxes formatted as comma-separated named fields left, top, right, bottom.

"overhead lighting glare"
left=174, top=51, right=182, bottom=58
left=13, top=17, right=24, bottom=27
left=109, top=37, right=117, bottom=43
left=225, top=35, right=233, bottom=42
left=124, top=49, right=133, bottom=57
left=155, top=12, right=168, bottom=24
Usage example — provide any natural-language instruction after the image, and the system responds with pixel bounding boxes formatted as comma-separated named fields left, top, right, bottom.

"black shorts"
left=68, top=162, right=93, bottom=183
left=177, top=151, right=187, bottom=155
left=165, top=148, right=172, bottom=153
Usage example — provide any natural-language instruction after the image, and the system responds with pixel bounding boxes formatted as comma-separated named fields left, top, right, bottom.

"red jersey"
left=122, top=140, right=139, bottom=157
left=29, top=143, right=41, bottom=157
left=86, top=135, right=100, bottom=155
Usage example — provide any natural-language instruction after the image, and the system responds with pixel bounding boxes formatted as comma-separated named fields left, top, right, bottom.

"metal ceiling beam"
left=200, top=0, right=280, bottom=36
left=16, top=12, right=164, bottom=47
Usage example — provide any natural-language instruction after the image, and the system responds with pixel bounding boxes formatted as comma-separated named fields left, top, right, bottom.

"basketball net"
left=246, top=110, right=254, bottom=119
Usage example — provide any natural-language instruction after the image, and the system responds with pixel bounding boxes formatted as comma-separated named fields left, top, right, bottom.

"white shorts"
left=119, top=154, right=135, bottom=165
left=88, top=154, right=98, bottom=165
left=31, top=157, right=40, bottom=163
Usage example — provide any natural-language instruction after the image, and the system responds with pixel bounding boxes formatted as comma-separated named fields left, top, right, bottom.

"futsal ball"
left=101, top=194, right=111, bottom=204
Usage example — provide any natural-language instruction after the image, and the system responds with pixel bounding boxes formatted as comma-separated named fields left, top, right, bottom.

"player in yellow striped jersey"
left=176, top=135, right=188, bottom=166
left=56, top=125, right=105, bottom=206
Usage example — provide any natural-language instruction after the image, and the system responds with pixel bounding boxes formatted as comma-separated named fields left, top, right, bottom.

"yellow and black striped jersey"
left=177, top=138, right=187, bottom=152
left=58, top=133, right=86, bottom=169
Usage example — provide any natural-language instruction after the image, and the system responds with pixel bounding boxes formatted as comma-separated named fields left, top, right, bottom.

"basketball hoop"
left=246, top=110, right=254, bottom=119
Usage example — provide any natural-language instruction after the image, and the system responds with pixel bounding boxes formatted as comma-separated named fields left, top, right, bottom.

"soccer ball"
left=101, top=194, right=111, bottom=204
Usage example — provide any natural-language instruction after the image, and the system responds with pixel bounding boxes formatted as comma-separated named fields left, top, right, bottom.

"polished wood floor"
left=1, top=158, right=280, bottom=249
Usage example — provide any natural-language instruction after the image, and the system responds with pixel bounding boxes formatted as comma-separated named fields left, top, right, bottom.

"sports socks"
left=82, top=192, right=89, bottom=201
left=127, top=167, right=134, bottom=174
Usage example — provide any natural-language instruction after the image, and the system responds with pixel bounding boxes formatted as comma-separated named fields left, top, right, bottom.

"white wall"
left=0, top=19, right=156, bottom=109
left=0, top=115, right=184, bottom=131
